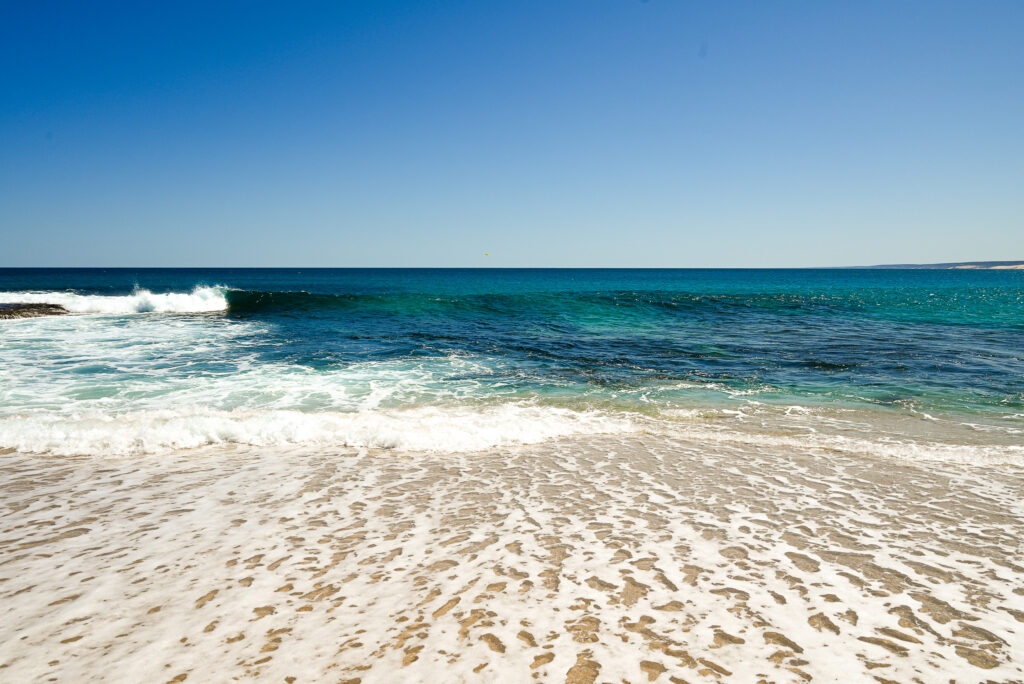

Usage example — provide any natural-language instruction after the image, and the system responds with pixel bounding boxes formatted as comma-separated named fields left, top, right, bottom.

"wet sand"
left=1, top=435, right=1022, bottom=683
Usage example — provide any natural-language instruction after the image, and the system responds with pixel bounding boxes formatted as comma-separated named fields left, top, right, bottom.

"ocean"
left=1, top=267, right=1021, bottom=461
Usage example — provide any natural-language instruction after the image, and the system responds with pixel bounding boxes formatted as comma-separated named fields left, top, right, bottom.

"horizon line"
left=2, top=262, right=1024, bottom=270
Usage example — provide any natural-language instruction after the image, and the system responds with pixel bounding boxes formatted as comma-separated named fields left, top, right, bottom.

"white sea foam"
left=0, top=286, right=228, bottom=313
left=0, top=404, right=638, bottom=456
left=3, top=399, right=1020, bottom=464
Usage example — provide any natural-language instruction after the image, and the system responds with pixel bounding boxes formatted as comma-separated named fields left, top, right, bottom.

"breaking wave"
left=0, top=286, right=228, bottom=314
left=0, top=404, right=638, bottom=457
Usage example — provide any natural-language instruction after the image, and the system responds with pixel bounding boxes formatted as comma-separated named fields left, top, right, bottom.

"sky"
left=1, top=1, right=1022, bottom=267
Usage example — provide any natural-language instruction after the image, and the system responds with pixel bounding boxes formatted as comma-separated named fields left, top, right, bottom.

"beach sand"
left=1, top=435, right=1022, bottom=683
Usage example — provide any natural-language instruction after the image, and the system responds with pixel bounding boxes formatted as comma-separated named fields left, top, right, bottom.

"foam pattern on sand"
left=1, top=434, right=1022, bottom=683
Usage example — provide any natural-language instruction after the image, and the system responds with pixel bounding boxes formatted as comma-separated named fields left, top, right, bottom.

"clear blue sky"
left=2, top=1, right=1022, bottom=267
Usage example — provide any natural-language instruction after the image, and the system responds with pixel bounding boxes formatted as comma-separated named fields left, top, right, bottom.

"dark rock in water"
left=0, top=303, right=69, bottom=319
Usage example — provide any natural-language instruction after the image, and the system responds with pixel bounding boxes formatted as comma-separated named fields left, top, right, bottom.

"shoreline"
left=2, top=435, right=1022, bottom=682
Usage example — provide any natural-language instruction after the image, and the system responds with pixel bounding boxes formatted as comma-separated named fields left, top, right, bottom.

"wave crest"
left=0, top=405, right=638, bottom=456
left=0, top=286, right=228, bottom=314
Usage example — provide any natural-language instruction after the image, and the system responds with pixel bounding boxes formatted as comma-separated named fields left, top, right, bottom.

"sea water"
left=1, top=268, right=1021, bottom=460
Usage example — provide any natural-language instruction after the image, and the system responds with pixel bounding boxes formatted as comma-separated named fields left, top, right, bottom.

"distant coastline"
left=855, top=260, right=1024, bottom=270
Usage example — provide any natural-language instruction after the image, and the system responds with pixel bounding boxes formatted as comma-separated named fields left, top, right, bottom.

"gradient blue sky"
left=2, top=1, right=1022, bottom=267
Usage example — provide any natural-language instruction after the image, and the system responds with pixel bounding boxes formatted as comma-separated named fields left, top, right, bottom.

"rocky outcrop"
left=0, top=303, right=69, bottom=319
left=862, top=260, right=1024, bottom=269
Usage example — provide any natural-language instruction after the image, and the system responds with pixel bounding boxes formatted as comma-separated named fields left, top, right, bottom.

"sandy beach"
left=2, top=435, right=1022, bottom=683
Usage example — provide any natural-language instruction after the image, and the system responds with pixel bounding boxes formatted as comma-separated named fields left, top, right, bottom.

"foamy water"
left=0, top=405, right=638, bottom=456
left=0, top=285, right=228, bottom=313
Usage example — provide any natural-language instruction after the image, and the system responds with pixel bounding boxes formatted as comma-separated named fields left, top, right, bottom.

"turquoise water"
left=1, top=268, right=1021, bottom=459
